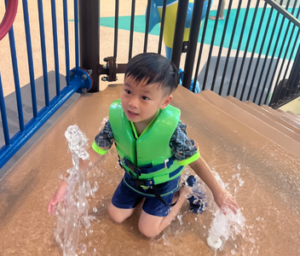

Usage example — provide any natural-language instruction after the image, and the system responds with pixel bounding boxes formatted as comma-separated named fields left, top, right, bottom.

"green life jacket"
left=109, top=99, right=184, bottom=186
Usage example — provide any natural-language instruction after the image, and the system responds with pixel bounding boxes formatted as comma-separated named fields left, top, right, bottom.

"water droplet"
left=93, top=207, right=97, bottom=212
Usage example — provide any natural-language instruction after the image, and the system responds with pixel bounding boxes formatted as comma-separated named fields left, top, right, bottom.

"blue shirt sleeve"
left=94, top=120, right=114, bottom=150
left=169, top=122, right=199, bottom=161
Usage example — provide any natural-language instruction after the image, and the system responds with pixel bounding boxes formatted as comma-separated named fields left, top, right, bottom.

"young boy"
left=48, top=53, right=239, bottom=238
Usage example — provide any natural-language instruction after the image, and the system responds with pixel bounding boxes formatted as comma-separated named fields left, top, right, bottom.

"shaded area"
left=197, top=56, right=278, bottom=103
left=0, top=71, right=79, bottom=177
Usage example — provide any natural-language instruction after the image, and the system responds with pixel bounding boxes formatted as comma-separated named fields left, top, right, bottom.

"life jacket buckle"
left=164, top=159, right=169, bottom=168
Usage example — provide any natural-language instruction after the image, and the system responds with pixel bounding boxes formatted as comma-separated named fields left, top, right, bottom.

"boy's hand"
left=213, top=189, right=240, bottom=215
left=47, top=180, right=68, bottom=216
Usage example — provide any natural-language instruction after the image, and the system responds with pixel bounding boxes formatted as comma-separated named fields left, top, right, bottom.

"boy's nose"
left=129, top=97, right=139, bottom=109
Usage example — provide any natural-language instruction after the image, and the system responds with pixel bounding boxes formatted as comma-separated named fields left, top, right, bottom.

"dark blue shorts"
left=112, top=173, right=180, bottom=217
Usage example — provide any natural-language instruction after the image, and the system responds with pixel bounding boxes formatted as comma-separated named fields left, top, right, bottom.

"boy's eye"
left=142, top=96, right=150, bottom=100
left=125, top=89, right=131, bottom=94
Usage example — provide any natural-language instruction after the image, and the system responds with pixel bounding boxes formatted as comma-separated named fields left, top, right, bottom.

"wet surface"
left=0, top=85, right=300, bottom=255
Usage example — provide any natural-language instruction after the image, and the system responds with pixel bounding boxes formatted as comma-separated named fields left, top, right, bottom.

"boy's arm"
left=189, top=157, right=240, bottom=215
left=47, top=145, right=106, bottom=216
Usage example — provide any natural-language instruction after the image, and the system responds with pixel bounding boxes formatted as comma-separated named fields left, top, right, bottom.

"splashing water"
left=182, top=167, right=246, bottom=252
left=207, top=209, right=245, bottom=250
left=54, top=125, right=98, bottom=255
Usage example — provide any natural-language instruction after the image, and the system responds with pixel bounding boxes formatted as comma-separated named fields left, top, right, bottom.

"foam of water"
left=182, top=166, right=247, bottom=253
left=54, top=125, right=98, bottom=256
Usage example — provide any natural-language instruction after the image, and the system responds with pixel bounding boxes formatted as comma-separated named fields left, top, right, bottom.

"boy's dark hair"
left=125, top=53, right=179, bottom=94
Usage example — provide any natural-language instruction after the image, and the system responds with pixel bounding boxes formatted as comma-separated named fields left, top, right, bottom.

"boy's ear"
left=160, top=94, right=173, bottom=109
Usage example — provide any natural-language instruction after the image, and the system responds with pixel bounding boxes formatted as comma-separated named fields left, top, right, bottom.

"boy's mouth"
left=127, top=110, right=139, bottom=118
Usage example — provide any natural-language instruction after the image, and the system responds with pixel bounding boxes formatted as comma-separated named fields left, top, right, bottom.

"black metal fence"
left=82, top=0, right=300, bottom=107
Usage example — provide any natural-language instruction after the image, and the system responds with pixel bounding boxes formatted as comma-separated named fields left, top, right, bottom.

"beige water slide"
left=1, top=84, right=300, bottom=255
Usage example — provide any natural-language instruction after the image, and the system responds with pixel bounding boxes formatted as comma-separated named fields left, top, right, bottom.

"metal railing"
left=94, top=0, right=300, bottom=107
left=0, top=0, right=91, bottom=169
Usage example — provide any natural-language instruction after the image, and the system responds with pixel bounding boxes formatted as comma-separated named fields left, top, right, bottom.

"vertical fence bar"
left=114, top=0, right=119, bottom=58
left=269, top=30, right=294, bottom=102
left=128, top=0, right=135, bottom=61
left=229, top=0, right=251, bottom=97
left=171, top=0, right=189, bottom=70
left=22, top=0, right=38, bottom=117
left=240, top=3, right=267, bottom=100
left=144, top=0, right=151, bottom=53
left=211, top=0, right=233, bottom=92
left=74, top=0, right=79, bottom=70
left=250, top=8, right=275, bottom=102
left=63, top=0, right=70, bottom=86
left=5, top=0, right=24, bottom=131
left=275, top=3, right=298, bottom=101
left=0, top=74, right=10, bottom=146
left=291, top=47, right=300, bottom=95
left=37, top=0, right=50, bottom=106
left=158, top=0, right=167, bottom=55
left=202, top=0, right=224, bottom=90
left=256, top=6, right=283, bottom=104
left=219, top=0, right=242, bottom=95
left=50, top=0, right=60, bottom=96
left=234, top=0, right=260, bottom=98
left=194, top=0, right=211, bottom=92
left=261, top=1, right=298, bottom=105
left=281, top=15, right=300, bottom=93
left=182, top=0, right=204, bottom=90
left=79, top=0, right=100, bottom=92
left=263, top=3, right=291, bottom=104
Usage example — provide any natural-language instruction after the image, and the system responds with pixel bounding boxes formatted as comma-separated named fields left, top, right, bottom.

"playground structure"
left=1, top=0, right=300, bottom=255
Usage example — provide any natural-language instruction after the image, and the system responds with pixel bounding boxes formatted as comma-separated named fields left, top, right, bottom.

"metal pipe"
left=234, top=0, right=260, bottom=99
left=194, top=0, right=211, bottom=92
left=74, top=0, right=79, bottom=70
left=211, top=0, right=233, bottom=92
left=240, top=2, right=267, bottom=100
left=128, top=0, right=136, bottom=60
left=182, top=0, right=205, bottom=90
left=263, top=0, right=290, bottom=104
left=251, top=8, right=276, bottom=103
left=23, top=0, right=38, bottom=116
left=230, top=0, right=251, bottom=97
left=158, top=0, right=167, bottom=55
left=0, top=74, right=10, bottom=146
left=63, top=0, right=70, bottom=86
left=219, top=0, right=242, bottom=96
left=171, top=0, right=189, bottom=70
left=5, top=0, right=24, bottom=131
left=203, top=0, right=224, bottom=90
left=144, top=0, right=151, bottom=53
left=37, top=0, right=49, bottom=106
left=79, top=0, right=100, bottom=92
left=114, top=0, right=119, bottom=58
left=50, top=0, right=61, bottom=96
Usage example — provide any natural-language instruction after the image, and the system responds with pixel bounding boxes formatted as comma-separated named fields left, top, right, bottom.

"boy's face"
left=121, top=75, right=172, bottom=125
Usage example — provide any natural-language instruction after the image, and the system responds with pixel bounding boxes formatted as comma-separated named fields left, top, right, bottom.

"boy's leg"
left=138, top=186, right=190, bottom=238
left=108, top=203, right=137, bottom=223
left=109, top=178, right=144, bottom=223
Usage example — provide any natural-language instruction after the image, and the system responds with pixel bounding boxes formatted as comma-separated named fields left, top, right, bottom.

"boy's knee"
left=138, top=222, right=159, bottom=238
left=108, top=203, right=125, bottom=223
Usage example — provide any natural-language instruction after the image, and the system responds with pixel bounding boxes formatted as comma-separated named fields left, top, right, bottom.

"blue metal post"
left=0, top=74, right=10, bottom=146
left=74, top=0, right=79, bottom=70
left=37, top=0, right=50, bottom=106
left=63, top=0, right=70, bottom=86
left=51, top=0, right=61, bottom=96
left=5, top=0, right=24, bottom=131
left=22, top=0, right=38, bottom=118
